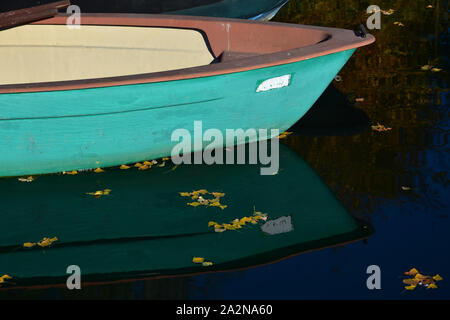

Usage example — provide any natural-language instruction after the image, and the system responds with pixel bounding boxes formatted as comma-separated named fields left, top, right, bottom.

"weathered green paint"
left=0, top=144, right=372, bottom=285
left=0, top=49, right=355, bottom=177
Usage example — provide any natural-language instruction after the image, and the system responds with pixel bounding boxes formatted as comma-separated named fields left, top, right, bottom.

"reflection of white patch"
left=261, top=216, right=293, bottom=235
left=257, top=75, right=291, bottom=92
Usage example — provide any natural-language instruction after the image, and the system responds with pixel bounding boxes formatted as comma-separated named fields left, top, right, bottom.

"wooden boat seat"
left=0, top=24, right=215, bottom=85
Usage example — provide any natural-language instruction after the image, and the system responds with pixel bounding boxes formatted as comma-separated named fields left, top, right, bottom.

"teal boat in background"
left=0, top=144, right=373, bottom=288
left=0, top=0, right=291, bottom=20
left=0, top=13, right=374, bottom=177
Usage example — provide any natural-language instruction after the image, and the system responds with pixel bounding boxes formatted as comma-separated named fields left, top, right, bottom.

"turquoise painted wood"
left=0, top=49, right=355, bottom=177
left=0, top=144, right=372, bottom=286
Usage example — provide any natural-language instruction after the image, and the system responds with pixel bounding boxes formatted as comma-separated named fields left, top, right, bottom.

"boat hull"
left=0, top=0, right=290, bottom=20
left=0, top=49, right=355, bottom=177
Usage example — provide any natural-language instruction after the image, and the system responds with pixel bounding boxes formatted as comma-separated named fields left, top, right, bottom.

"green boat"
left=0, top=10, right=374, bottom=177
left=1, top=0, right=291, bottom=20
left=0, top=144, right=373, bottom=288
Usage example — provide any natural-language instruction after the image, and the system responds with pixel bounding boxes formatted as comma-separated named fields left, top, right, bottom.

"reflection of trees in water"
left=276, top=1, right=448, bottom=215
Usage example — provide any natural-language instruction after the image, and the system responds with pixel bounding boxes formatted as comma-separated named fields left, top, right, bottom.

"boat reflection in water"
left=0, top=143, right=373, bottom=289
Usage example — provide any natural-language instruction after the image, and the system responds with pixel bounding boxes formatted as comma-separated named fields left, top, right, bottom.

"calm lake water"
left=0, top=0, right=448, bottom=299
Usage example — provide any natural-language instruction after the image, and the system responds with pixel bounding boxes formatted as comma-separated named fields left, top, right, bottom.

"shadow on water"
left=0, top=143, right=373, bottom=298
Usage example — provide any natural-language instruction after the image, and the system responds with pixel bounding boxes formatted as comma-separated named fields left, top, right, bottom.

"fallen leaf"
left=158, top=162, right=166, bottom=167
left=403, top=278, right=419, bottom=285
left=18, top=176, right=34, bottom=182
left=192, top=257, right=205, bottom=264
left=381, top=9, right=395, bottom=15
left=405, top=285, right=416, bottom=290
left=94, top=168, right=105, bottom=173
left=138, top=165, right=150, bottom=170
left=37, top=236, right=58, bottom=248
left=134, top=163, right=143, bottom=167
left=431, top=68, right=442, bottom=72
left=202, top=262, right=213, bottom=267
left=371, top=123, right=392, bottom=132
left=64, top=171, right=78, bottom=175
left=402, top=186, right=412, bottom=191
left=23, top=242, right=36, bottom=248
left=433, top=274, right=443, bottom=281
left=87, top=189, right=111, bottom=198
left=188, top=202, right=201, bottom=207
left=278, top=132, right=293, bottom=139
left=405, top=268, right=420, bottom=276
left=427, top=283, right=438, bottom=289
left=414, top=273, right=428, bottom=281
left=120, top=165, right=131, bottom=170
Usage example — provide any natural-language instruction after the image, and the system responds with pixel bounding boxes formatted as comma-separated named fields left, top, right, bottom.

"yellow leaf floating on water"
left=143, top=161, right=152, bottom=166
left=202, top=262, right=213, bottom=267
left=431, top=68, right=442, bottom=72
left=371, top=123, right=392, bottom=132
left=188, top=202, right=201, bottom=207
left=403, top=268, right=443, bottom=291
left=120, top=165, right=131, bottom=170
left=134, top=162, right=143, bottom=167
left=403, top=278, right=419, bottom=285
left=414, top=273, right=428, bottom=281
left=37, top=237, right=58, bottom=248
left=158, top=162, right=166, bottom=167
left=87, top=189, right=112, bottom=198
left=23, top=242, right=36, bottom=248
left=192, top=257, right=205, bottom=264
left=138, top=165, right=150, bottom=170
left=18, top=176, right=34, bottom=182
left=421, top=65, right=432, bottom=71
left=381, top=9, right=395, bottom=15
left=394, top=21, right=405, bottom=27
left=277, top=132, right=293, bottom=139
left=94, top=168, right=105, bottom=173
left=405, top=268, right=420, bottom=276
left=162, top=157, right=170, bottom=161
left=64, top=171, right=78, bottom=175
left=0, top=275, right=13, bottom=285
left=180, top=190, right=227, bottom=209
left=209, top=209, right=268, bottom=233
left=212, top=192, right=225, bottom=197
left=433, top=274, right=443, bottom=281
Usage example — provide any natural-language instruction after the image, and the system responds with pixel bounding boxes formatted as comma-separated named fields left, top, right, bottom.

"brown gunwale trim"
left=0, top=14, right=375, bottom=94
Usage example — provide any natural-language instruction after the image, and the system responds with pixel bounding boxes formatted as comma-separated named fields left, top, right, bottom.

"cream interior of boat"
left=0, top=25, right=215, bottom=85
